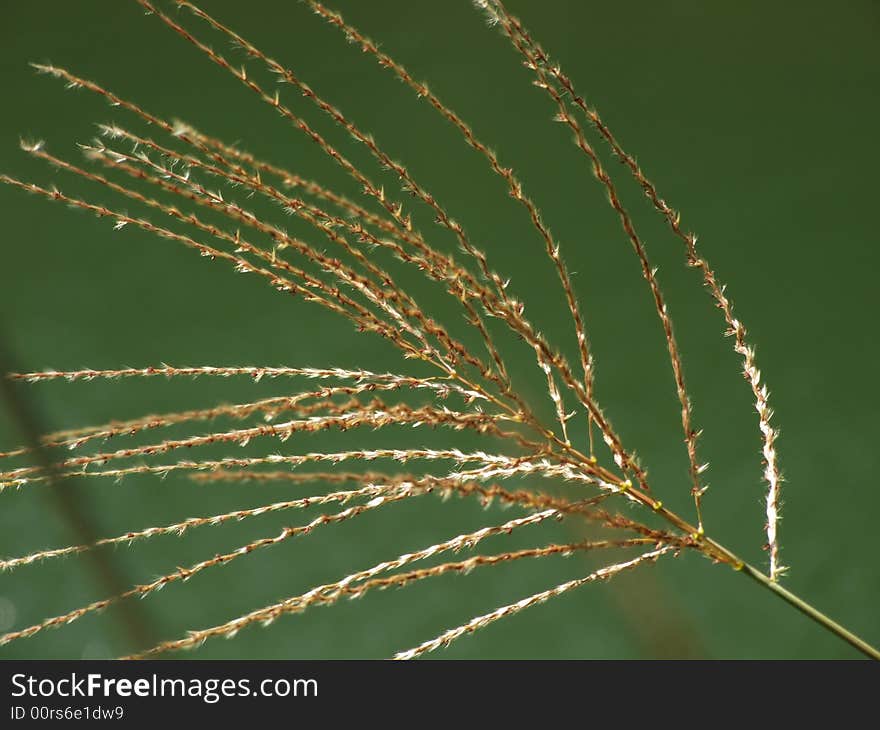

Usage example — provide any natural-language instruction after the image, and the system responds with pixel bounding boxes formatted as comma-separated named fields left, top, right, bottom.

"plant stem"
left=407, top=321, right=880, bottom=659
left=736, top=560, right=880, bottom=660
left=503, top=415, right=879, bottom=659
left=654, top=498, right=880, bottom=660
left=567, top=455, right=880, bottom=659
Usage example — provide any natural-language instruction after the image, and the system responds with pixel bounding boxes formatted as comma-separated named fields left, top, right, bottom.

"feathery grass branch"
left=0, top=0, right=874, bottom=660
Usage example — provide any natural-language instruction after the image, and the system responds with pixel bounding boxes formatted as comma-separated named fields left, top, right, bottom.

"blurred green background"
left=0, top=0, right=877, bottom=659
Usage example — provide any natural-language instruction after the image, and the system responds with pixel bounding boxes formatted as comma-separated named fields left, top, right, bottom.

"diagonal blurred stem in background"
left=0, top=326, right=156, bottom=654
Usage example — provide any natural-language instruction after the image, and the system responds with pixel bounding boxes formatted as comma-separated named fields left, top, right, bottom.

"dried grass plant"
left=0, top=0, right=877, bottom=659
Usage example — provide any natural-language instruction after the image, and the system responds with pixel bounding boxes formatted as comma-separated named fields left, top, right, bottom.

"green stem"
left=440, top=366, right=878, bottom=659
left=736, top=560, right=880, bottom=660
